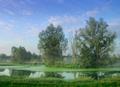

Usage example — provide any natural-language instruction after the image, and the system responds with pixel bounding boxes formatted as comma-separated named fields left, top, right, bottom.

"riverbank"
left=0, top=64, right=120, bottom=72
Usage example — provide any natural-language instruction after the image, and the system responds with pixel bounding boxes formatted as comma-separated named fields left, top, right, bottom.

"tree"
left=38, top=24, right=67, bottom=65
left=75, top=17, right=116, bottom=68
left=11, top=46, right=31, bottom=63
left=0, top=54, right=11, bottom=62
left=11, top=47, right=20, bottom=63
left=11, top=46, right=41, bottom=64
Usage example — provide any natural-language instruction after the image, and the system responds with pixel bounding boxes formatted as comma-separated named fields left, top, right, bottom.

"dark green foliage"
left=0, top=76, right=119, bottom=87
left=75, top=17, right=116, bottom=68
left=11, top=46, right=27, bottom=63
left=11, top=46, right=40, bottom=63
left=45, top=72, right=63, bottom=78
left=109, top=55, right=120, bottom=67
left=38, top=24, right=67, bottom=65
left=0, top=54, right=11, bottom=62
left=11, top=70, right=31, bottom=77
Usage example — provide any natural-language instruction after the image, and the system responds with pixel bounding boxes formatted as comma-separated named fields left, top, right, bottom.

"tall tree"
left=75, top=17, right=116, bottom=68
left=38, top=24, right=67, bottom=65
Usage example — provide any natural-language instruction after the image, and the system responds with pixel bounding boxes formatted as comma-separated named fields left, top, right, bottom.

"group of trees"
left=0, top=54, right=11, bottom=62
left=11, top=46, right=41, bottom=64
left=38, top=17, right=116, bottom=68
left=0, top=17, right=115, bottom=67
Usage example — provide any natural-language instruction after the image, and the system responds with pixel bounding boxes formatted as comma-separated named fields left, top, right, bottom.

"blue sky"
left=0, top=0, right=120, bottom=55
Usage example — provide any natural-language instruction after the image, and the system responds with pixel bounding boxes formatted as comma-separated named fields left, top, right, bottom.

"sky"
left=0, top=0, right=120, bottom=55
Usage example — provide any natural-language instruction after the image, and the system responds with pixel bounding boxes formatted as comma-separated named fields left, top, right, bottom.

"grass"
left=0, top=64, right=120, bottom=72
left=0, top=76, right=119, bottom=87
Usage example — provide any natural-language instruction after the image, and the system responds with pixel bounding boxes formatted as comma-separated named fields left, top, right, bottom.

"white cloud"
left=0, top=0, right=33, bottom=16
left=48, top=9, right=99, bottom=27
left=108, top=18, right=120, bottom=40
left=0, top=20, right=14, bottom=31
left=86, top=10, right=99, bottom=17
left=27, top=26, right=40, bottom=36
left=109, top=19, right=120, bottom=28
left=25, top=23, right=46, bottom=37
left=48, top=9, right=100, bottom=34
left=48, top=16, right=61, bottom=26
left=108, top=19, right=120, bottom=32
left=48, top=15, right=82, bottom=26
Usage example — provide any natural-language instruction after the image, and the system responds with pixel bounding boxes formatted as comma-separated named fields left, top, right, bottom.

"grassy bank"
left=0, top=64, right=120, bottom=72
left=0, top=76, right=119, bottom=87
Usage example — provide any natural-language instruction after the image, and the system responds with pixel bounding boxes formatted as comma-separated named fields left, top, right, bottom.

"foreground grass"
left=0, top=76, right=119, bottom=87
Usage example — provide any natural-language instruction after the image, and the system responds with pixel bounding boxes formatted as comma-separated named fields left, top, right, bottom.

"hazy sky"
left=0, top=0, right=120, bottom=55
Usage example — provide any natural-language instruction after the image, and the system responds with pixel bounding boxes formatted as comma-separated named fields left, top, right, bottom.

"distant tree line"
left=11, top=46, right=41, bottom=64
left=0, top=54, right=11, bottom=62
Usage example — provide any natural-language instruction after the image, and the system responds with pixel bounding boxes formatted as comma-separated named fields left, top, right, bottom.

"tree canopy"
left=11, top=46, right=40, bottom=63
left=38, top=24, right=67, bottom=65
left=75, top=17, right=116, bottom=68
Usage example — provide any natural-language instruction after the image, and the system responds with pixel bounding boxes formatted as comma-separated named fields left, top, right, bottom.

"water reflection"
left=45, top=72, right=63, bottom=78
left=11, top=70, right=31, bottom=77
left=0, top=69, right=11, bottom=76
left=0, top=69, right=119, bottom=80
left=29, top=72, right=45, bottom=78
left=61, top=72, right=75, bottom=80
